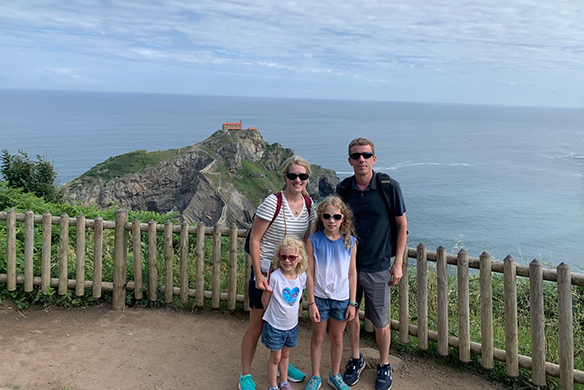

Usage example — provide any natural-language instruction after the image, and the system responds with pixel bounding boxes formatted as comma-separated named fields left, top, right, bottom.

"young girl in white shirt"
left=305, top=195, right=357, bottom=390
left=262, top=236, right=309, bottom=390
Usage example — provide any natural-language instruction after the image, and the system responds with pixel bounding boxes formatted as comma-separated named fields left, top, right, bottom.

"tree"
left=1, top=149, right=60, bottom=202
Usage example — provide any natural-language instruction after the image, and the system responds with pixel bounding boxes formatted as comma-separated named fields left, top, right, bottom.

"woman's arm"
left=249, top=215, right=272, bottom=291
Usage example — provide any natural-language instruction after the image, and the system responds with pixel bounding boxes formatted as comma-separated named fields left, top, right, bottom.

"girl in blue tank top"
left=305, top=195, right=357, bottom=390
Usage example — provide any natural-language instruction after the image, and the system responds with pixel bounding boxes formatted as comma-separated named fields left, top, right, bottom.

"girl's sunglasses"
left=279, top=254, right=299, bottom=262
left=322, top=213, right=344, bottom=220
left=349, top=152, right=374, bottom=160
left=286, top=172, right=309, bottom=181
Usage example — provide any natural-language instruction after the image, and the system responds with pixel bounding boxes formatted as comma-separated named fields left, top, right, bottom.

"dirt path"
left=0, top=304, right=505, bottom=390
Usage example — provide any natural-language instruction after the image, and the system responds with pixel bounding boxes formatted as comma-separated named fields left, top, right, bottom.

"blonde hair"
left=271, top=236, right=308, bottom=274
left=348, top=137, right=375, bottom=156
left=281, top=155, right=311, bottom=196
left=312, top=195, right=355, bottom=249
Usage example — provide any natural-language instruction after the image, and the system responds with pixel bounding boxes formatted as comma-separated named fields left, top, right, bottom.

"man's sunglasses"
left=349, top=152, right=374, bottom=160
left=322, top=213, right=344, bottom=220
left=278, top=254, right=299, bottom=262
left=286, top=172, right=309, bottom=181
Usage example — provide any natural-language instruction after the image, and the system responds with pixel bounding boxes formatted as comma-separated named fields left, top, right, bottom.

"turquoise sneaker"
left=304, top=375, right=322, bottom=390
left=286, top=363, right=306, bottom=382
left=238, top=374, right=256, bottom=390
left=328, top=372, right=349, bottom=390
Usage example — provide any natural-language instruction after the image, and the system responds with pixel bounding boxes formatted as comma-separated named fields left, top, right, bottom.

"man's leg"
left=374, top=324, right=390, bottom=365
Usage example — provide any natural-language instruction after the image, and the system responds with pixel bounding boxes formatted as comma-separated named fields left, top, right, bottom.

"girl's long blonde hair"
left=271, top=236, right=308, bottom=273
left=312, top=195, right=355, bottom=249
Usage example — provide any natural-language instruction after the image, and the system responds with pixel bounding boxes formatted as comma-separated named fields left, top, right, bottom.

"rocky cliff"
left=63, top=129, right=339, bottom=228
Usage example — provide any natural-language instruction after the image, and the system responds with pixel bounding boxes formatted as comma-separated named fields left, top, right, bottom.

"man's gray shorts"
left=355, top=269, right=391, bottom=329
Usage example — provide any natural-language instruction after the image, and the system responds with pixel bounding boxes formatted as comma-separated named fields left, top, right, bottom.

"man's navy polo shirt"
left=338, top=171, right=406, bottom=273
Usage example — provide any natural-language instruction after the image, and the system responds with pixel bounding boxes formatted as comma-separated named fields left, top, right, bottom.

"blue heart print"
left=282, top=287, right=300, bottom=306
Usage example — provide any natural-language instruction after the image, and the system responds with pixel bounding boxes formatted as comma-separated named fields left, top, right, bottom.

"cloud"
left=46, top=68, right=94, bottom=82
left=1, top=0, right=583, bottom=106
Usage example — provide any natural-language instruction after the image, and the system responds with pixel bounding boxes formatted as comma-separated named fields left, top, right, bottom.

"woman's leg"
left=329, top=318, right=348, bottom=376
left=240, top=307, right=264, bottom=375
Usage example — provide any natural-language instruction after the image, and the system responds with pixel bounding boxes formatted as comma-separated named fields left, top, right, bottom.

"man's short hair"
left=348, top=138, right=375, bottom=156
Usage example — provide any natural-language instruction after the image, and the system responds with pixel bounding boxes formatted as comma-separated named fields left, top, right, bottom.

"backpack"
left=337, top=172, right=401, bottom=257
left=244, top=192, right=313, bottom=254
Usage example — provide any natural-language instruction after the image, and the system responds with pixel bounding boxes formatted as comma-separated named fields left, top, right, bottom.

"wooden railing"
left=1, top=209, right=583, bottom=389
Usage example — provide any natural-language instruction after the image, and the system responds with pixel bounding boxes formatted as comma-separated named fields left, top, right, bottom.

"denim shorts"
left=315, top=297, right=350, bottom=322
left=261, top=322, right=299, bottom=351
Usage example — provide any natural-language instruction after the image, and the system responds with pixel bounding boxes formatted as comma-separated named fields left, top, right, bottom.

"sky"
left=1, top=1, right=583, bottom=108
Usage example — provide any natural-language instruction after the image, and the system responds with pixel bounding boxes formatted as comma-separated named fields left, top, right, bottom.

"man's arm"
left=390, top=213, right=407, bottom=286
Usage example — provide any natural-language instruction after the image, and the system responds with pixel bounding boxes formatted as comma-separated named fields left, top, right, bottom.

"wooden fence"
left=1, top=208, right=583, bottom=389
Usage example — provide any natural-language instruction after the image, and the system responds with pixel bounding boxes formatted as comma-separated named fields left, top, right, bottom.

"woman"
left=239, top=156, right=314, bottom=390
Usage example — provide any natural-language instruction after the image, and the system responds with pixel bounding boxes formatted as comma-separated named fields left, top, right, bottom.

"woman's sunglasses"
left=322, top=213, right=344, bottom=221
left=286, top=172, right=309, bottom=181
left=279, top=254, right=299, bottom=262
left=349, top=152, right=374, bottom=160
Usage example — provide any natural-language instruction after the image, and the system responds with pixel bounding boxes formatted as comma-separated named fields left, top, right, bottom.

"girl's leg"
left=278, top=345, right=291, bottom=382
left=268, top=349, right=282, bottom=387
left=329, top=318, right=348, bottom=376
left=240, top=307, right=264, bottom=375
left=310, top=320, right=328, bottom=378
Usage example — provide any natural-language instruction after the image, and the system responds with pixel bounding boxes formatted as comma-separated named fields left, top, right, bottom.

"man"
left=337, top=138, right=407, bottom=390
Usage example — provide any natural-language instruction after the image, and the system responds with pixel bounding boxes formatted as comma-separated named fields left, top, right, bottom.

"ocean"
left=1, top=89, right=583, bottom=269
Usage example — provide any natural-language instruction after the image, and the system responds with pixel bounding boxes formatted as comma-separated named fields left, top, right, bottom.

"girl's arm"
left=306, top=238, right=320, bottom=323
left=249, top=215, right=272, bottom=291
left=346, top=242, right=358, bottom=321
left=262, top=290, right=273, bottom=309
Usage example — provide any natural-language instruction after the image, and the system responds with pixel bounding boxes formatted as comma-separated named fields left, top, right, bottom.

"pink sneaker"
left=278, top=381, right=294, bottom=390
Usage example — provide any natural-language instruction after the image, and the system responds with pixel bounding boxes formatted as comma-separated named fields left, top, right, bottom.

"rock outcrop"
left=63, top=129, right=339, bottom=228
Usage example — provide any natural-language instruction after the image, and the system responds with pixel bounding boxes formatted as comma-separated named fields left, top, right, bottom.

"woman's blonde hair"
left=281, top=155, right=311, bottom=196
left=312, top=195, right=355, bottom=249
left=271, top=236, right=308, bottom=273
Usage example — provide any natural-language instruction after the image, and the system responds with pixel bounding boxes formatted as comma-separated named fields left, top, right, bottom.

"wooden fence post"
left=148, top=220, right=157, bottom=302
left=195, top=224, right=205, bottom=307
left=228, top=225, right=238, bottom=310
left=132, top=219, right=144, bottom=300
left=75, top=214, right=86, bottom=297
left=479, top=251, right=494, bottom=369
left=399, top=248, right=409, bottom=344
left=416, top=243, right=428, bottom=350
left=212, top=225, right=222, bottom=309
left=529, top=259, right=546, bottom=387
left=112, top=210, right=129, bottom=311
left=436, top=246, right=448, bottom=356
left=92, top=216, right=103, bottom=299
left=24, top=210, right=34, bottom=292
left=180, top=221, right=189, bottom=304
left=504, top=255, right=519, bottom=377
left=41, top=212, right=52, bottom=293
left=164, top=220, right=173, bottom=304
left=557, top=262, right=574, bottom=390
left=458, top=249, right=470, bottom=362
left=58, top=213, right=70, bottom=296
left=6, top=209, right=17, bottom=291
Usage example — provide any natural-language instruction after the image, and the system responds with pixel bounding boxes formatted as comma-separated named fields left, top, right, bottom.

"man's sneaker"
left=375, top=363, right=393, bottom=390
left=278, top=381, right=294, bottom=390
left=238, top=374, right=256, bottom=390
left=287, top=363, right=306, bottom=382
left=343, top=354, right=365, bottom=386
left=304, top=375, right=322, bottom=390
left=328, top=372, right=350, bottom=390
